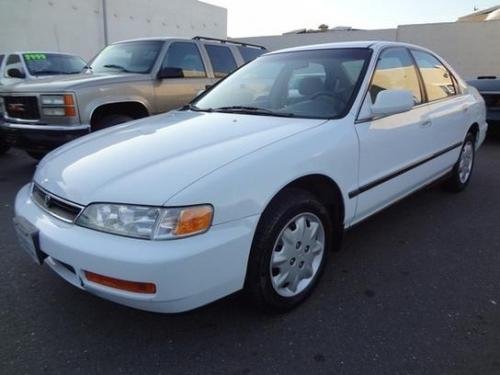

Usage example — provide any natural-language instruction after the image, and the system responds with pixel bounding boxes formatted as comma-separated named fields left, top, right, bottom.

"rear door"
left=154, top=41, right=212, bottom=112
left=353, top=47, right=436, bottom=222
left=410, top=49, right=471, bottom=169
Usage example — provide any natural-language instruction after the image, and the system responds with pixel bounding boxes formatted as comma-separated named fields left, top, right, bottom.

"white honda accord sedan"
left=14, top=41, right=487, bottom=313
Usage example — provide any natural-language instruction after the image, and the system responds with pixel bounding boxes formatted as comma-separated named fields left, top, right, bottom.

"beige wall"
left=237, top=20, right=500, bottom=79
left=0, top=0, right=227, bottom=60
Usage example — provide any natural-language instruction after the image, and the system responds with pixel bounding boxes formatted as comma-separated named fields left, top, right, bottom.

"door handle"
left=420, top=120, right=432, bottom=128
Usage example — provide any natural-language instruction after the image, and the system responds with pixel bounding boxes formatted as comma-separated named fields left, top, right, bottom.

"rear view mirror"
left=7, top=68, right=26, bottom=79
left=157, top=67, right=184, bottom=79
left=371, top=89, right=414, bottom=116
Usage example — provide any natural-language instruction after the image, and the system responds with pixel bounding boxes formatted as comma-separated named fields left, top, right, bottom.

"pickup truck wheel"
left=445, top=132, right=476, bottom=192
left=0, top=140, right=10, bottom=155
left=93, top=114, right=134, bottom=131
left=26, top=151, right=46, bottom=160
left=245, top=188, right=335, bottom=313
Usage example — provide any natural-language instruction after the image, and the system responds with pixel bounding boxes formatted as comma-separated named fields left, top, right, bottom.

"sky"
left=204, top=0, right=500, bottom=37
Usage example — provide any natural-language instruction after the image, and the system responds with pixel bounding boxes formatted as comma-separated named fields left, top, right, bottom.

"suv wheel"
left=245, top=188, right=338, bottom=313
left=93, top=114, right=134, bottom=131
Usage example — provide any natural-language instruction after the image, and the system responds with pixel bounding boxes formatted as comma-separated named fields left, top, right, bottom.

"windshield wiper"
left=212, top=106, right=296, bottom=118
left=102, top=64, right=132, bottom=73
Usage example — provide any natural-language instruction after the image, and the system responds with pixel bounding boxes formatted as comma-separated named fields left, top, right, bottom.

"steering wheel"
left=309, top=91, right=347, bottom=106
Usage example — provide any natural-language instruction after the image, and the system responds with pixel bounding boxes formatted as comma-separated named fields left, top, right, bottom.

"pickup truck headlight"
left=41, top=94, right=77, bottom=117
left=76, top=204, right=213, bottom=240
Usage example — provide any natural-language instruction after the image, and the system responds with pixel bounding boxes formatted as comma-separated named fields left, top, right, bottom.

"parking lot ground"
left=1, top=137, right=500, bottom=375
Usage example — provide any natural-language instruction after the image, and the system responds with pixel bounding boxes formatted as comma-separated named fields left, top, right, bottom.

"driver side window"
left=370, top=48, right=422, bottom=105
left=4, top=54, right=24, bottom=78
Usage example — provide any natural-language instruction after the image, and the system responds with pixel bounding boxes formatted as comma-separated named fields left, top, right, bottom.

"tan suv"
left=0, top=36, right=266, bottom=159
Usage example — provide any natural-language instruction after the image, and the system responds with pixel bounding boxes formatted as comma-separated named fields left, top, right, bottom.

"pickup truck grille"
left=482, top=93, right=500, bottom=109
left=32, top=184, right=83, bottom=223
left=4, top=96, right=40, bottom=120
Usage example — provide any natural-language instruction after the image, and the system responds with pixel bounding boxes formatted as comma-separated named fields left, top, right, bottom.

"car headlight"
left=40, top=94, right=77, bottom=117
left=75, top=204, right=213, bottom=240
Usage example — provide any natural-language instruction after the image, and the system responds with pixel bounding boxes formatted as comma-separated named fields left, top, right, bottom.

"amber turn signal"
left=174, top=205, right=213, bottom=236
left=85, top=271, right=157, bottom=294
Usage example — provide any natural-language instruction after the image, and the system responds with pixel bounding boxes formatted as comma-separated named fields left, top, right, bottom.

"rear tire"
left=245, top=188, right=338, bottom=313
left=445, top=132, right=476, bottom=192
left=93, top=114, right=134, bottom=131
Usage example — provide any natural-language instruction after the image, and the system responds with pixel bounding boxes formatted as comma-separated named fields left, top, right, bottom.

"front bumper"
left=14, top=184, right=258, bottom=313
left=0, top=122, right=90, bottom=152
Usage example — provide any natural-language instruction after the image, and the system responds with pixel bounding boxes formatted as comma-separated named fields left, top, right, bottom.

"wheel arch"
left=261, top=174, right=346, bottom=230
left=89, top=100, right=151, bottom=128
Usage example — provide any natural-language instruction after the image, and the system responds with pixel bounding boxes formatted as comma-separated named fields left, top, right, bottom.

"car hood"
left=0, top=72, right=147, bottom=93
left=34, top=111, right=325, bottom=206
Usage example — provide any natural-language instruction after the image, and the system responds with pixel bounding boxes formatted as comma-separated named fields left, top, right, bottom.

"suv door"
left=410, top=50, right=471, bottom=167
left=353, top=47, right=436, bottom=221
left=154, top=41, right=211, bottom=113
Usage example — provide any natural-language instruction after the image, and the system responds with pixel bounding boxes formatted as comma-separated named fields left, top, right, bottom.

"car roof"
left=268, top=40, right=431, bottom=54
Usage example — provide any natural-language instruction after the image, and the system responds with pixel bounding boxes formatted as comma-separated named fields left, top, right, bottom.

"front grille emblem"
left=7, top=103, right=25, bottom=112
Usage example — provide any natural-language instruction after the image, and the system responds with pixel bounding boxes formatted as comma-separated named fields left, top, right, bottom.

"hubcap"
left=458, top=141, right=474, bottom=184
left=269, top=213, right=326, bottom=297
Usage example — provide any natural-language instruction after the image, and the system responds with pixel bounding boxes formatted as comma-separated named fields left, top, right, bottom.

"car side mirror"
left=371, top=89, right=415, bottom=116
left=7, top=68, right=26, bottom=79
left=157, top=67, right=184, bottom=79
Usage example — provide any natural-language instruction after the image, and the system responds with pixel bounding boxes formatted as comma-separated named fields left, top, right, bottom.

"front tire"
left=93, top=114, right=134, bottom=131
left=445, top=132, right=476, bottom=192
left=245, top=188, right=336, bottom=313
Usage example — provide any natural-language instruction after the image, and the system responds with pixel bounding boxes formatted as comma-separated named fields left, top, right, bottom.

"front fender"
left=165, top=119, right=360, bottom=227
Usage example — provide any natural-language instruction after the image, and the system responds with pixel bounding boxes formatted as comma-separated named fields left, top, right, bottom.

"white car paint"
left=14, top=41, right=487, bottom=313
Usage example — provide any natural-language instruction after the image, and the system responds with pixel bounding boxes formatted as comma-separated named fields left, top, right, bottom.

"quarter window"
left=237, top=46, right=265, bottom=63
left=205, top=45, right=237, bottom=78
left=411, top=50, right=457, bottom=101
left=370, top=48, right=422, bottom=105
left=162, top=42, right=206, bottom=78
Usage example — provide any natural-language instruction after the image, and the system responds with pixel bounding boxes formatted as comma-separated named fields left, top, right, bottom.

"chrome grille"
left=31, top=184, right=83, bottom=223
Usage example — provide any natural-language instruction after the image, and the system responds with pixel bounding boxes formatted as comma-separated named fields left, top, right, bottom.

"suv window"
left=4, top=54, right=24, bottom=77
left=370, top=48, right=422, bottom=105
left=411, top=50, right=457, bottom=101
left=162, top=42, right=206, bottom=78
left=238, top=46, right=265, bottom=63
left=205, top=45, right=237, bottom=78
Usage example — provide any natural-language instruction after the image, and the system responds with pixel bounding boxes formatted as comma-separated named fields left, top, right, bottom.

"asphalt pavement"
left=1, top=138, right=499, bottom=375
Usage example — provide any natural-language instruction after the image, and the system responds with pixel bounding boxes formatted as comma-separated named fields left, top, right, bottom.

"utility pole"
left=102, top=0, right=109, bottom=46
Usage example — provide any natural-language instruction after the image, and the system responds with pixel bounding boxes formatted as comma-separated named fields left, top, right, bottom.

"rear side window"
left=411, top=50, right=457, bottom=101
left=370, top=47, right=422, bottom=105
left=238, top=46, right=265, bottom=63
left=162, top=42, right=206, bottom=78
left=205, top=45, right=237, bottom=78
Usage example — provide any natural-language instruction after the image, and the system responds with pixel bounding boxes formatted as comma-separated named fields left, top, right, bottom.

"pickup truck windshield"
left=194, top=48, right=372, bottom=119
left=23, top=53, right=86, bottom=76
left=90, top=41, right=163, bottom=74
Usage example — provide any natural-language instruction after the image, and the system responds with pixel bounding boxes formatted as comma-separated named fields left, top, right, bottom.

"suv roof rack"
left=192, top=36, right=266, bottom=50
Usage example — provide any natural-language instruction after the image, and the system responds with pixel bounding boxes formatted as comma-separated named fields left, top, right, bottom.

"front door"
left=353, top=47, right=436, bottom=222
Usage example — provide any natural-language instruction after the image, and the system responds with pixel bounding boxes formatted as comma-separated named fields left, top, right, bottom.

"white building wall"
left=237, top=20, right=500, bottom=79
left=0, top=0, right=227, bottom=60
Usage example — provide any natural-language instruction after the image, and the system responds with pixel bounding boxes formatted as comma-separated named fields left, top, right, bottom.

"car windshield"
left=23, top=53, right=87, bottom=75
left=90, top=41, right=163, bottom=74
left=193, top=48, right=372, bottom=119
